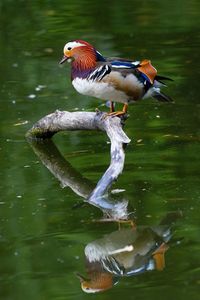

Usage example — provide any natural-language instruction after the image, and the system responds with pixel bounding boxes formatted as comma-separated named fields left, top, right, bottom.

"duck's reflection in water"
left=27, top=140, right=182, bottom=294
left=77, top=212, right=181, bottom=293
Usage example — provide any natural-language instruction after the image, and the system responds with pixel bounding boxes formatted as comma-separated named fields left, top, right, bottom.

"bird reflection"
left=77, top=212, right=181, bottom=293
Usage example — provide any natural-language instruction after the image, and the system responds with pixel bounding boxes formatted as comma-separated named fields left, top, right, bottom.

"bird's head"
left=60, top=40, right=97, bottom=69
left=76, top=272, right=114, bottom=294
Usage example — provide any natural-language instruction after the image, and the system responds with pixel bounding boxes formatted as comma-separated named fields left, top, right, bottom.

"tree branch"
left=26, top=110, right=131, bottom=219
left=26, top=110, right=130, bottom=143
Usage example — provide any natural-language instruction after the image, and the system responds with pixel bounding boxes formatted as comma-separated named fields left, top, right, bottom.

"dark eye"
left=67, top=47, right=72, bottom=50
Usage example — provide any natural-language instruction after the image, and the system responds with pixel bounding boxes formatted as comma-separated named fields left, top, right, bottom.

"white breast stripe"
left=98, top=65, right=110, bottom=80
left=88, top=66, right=103, bottom=80
left=88, top=65, right=110, bottom=81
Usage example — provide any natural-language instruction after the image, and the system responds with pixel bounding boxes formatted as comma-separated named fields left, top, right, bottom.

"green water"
left=0, top=0, right=200, bottom=299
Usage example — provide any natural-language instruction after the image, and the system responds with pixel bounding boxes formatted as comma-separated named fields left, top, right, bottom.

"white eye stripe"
left=64, top=41, right=86, bottom=51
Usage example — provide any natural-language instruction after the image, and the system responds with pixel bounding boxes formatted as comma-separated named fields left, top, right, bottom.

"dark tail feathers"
left=155, top=75, right=173, bottom=83
left=153, top=75, right=173, bottom=102
left=153, top=90, right=173, bottom=102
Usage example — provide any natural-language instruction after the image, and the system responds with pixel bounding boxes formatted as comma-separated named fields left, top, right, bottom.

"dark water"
left=0, top=0, right=200, bottom=299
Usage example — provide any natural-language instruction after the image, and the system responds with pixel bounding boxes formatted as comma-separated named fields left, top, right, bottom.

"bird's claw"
left=100, top=111, right=128, bottom=120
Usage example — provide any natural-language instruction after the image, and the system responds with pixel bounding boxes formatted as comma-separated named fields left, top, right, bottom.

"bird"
left=60, top=39, right=173, bottom=116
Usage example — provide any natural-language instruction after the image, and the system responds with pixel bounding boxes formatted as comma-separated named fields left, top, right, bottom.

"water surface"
left=0, top=0, right=200, bottom=299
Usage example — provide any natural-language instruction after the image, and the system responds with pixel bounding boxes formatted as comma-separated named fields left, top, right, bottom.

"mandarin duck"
left=60, top=40, right=172, bottom=116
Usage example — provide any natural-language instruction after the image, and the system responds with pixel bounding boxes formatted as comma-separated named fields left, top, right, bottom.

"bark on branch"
left=26, top=110, right=130, bottom=142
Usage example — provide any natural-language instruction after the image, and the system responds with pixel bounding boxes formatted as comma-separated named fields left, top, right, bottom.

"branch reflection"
left=28, top=139, right=129, bottom=220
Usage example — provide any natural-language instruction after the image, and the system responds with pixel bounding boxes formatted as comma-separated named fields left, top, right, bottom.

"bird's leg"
left=122, top=103, right=128, bottom=114
left=152, top=243, right=169, bottom=271
left=91, top=218, right=136, bottom=229
left=107, top=103, right=128, bottom=117
left=118, top=219, right=136, bottom=230
left=110, top=101, right=115, bottom=113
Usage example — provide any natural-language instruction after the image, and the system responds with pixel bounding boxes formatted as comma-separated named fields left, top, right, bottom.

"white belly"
left=72, top=71, right=145, bottom=103
left=72, top=77, right=128, bottom=103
